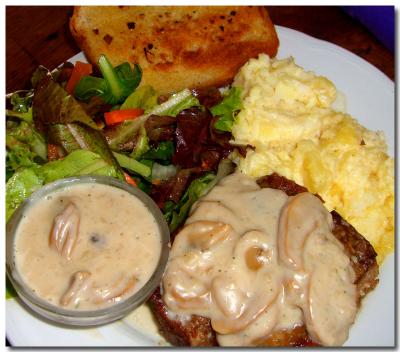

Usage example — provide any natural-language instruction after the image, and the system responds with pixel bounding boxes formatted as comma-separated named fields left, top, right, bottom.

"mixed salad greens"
left=6, top=55, right=246, bottom=297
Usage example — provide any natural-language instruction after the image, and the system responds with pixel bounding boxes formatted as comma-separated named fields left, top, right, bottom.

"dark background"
left=6, top=6, right=394, bottom=94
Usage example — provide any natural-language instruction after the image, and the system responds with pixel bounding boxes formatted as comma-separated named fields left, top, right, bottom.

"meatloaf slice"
left=149, top=288, right=217, bottom=346
left=257, top=173, right=379, bottom=301
left=148, top=172, right=379, bottom=346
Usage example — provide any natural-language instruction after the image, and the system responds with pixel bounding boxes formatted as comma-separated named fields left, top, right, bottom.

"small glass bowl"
left=6, top=175, right=170, bottom=327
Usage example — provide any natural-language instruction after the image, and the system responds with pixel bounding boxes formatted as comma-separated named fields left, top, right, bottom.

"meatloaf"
left=148, top=172, right=379, bottom=346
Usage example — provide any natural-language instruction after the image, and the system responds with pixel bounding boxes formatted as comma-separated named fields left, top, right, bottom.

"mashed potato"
left=232, top=54, right=394, bottom=263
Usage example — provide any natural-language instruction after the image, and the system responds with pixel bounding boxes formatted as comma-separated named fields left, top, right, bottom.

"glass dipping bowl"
left=6, top=175, right=170, bottom=327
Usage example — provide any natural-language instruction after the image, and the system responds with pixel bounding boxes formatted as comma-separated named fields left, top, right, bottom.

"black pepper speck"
left=90, top=234, right=100, bottom=243
left=127, top=22, right=136, bottom=30
left=103, top=34, right=113, bottom=45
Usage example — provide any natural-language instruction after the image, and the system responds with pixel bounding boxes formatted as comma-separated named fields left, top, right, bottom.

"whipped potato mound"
left=232, top=54, right=394, bottom=263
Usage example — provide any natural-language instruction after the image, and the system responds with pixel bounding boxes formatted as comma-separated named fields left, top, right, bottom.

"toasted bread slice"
left=70, top=6, right=279, bottom=94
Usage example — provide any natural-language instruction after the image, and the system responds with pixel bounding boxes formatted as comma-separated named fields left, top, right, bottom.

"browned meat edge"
left=148, top=172, right=379, bottom=346
left=149, top=287, right=218, bottom=346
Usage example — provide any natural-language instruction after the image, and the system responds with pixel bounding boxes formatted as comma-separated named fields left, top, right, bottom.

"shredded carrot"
left=124, top=172, right=138, bottom=187
left=104, top=108, right=144, bottom=126
left=201, top=160, right=212, bottom=170
left=152, top=179, right=161, bottom=186
left=65, top=61, right=93, bottom=95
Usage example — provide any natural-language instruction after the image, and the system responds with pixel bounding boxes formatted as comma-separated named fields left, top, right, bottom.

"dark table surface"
left=6, top=6, right=394, bottom=94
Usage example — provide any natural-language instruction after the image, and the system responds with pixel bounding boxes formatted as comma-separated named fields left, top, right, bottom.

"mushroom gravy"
left=14, top=182, right=162, bottom=310
left=162, top=172, right=357, bottom=346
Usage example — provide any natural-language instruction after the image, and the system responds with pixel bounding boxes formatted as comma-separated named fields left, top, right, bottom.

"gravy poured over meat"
left=162, top=172, right=358, bottom=346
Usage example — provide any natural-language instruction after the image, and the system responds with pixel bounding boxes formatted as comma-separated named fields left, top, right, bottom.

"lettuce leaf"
left=6, top=108, right=33, bottom=123
left=210, top=87, right=242, bottom=132
left=6, top=167, right=44, bottom=222
left=129, top=126, right=150, bottom=159
left=120, top=85, right=158, bottom=111
left=6, top=111, right=47, bottom=181
left=74, top=55, right=142, bottom=105
left=163, top=158, right=235, bottom=233
left=7, top=121, right=47, bottom=160
left=6, top=150, right=120, bottom=222
left=107, top=89, right=200, bottom=150
left=6, top=136, right=42, bottom=175
left=73, top=76, right=107, bottom=102
left=6, top=277, right=17, bottom=299
left=33, top=77, right=99, bottom=132
left=42, top=149, right=119, bottom=183
left=33, top=76, right=124, bottom=179
left=141, top=141, right=174, bottom=163
left=152, top=89, right=201, bottom=117
left=112, top=151, right=152, bottom=178
left=164, top=173, right=216, bottom=233
left=112, top=61, right=142, bottom=101
left=9, top=90, right=34, bottom=113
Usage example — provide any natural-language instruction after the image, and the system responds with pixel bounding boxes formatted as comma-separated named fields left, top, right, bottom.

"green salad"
left=6, top=55, right=245, bottom=298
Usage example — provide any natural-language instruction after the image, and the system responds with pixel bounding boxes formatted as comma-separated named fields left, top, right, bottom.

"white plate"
left=6, top=25, right=395, bottom=347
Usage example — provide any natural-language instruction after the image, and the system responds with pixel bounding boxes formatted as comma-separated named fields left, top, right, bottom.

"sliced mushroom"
left=232, top=230, right=274, bottom=271
left=303, top=258, right=357, bottom=346
left=93, top=274, right=137, bottom=304
left=278, top=193, right=328, bottom=270
left=49, top=202, right=80, bottom=260
left=217, top=302, right=280, bottom=346
left=163, top=259, right=212, bottom=312
left=211, top=286, right=280, bottom=335
left=245, top=246, right=272, bottom=271
left=170, top=287, right=211, bottom=310
left=60, top=271, right=91, bottom=307
left=186, top=221, right=232, bottom=250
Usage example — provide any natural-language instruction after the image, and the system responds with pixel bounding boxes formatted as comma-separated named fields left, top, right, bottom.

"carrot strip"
left=104, top=108, right=144, bottom=125
left=65, top=61, right=93, bottom=95
left=124, top=172, right=138, bottom=187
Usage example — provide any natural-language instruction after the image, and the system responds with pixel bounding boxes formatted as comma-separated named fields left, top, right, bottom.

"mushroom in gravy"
left=162, top=172, right=357, bottom=346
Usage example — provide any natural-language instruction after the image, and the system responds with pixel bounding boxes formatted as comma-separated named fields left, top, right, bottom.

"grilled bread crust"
left=148, top=173, right=378, bottom=347
left=70, top=6, right=279, bottom=94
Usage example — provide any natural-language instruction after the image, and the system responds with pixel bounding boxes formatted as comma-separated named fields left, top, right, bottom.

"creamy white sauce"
left=162, top=172, right=357, bottom=346
left=14, top=183, right=162, bottom=310
left=123, top=303, right=168, bottom=345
